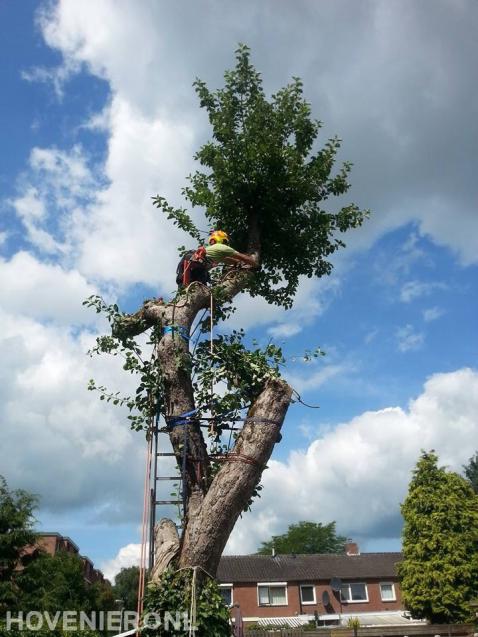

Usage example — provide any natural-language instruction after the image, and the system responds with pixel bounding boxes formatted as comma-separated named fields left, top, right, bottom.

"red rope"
left=136, top=427, right=153, bottom=632
left=213, top=452, right=263, bottom=468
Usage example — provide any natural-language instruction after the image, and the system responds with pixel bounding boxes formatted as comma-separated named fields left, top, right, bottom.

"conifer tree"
left=399, top=451, right=478, bottom=623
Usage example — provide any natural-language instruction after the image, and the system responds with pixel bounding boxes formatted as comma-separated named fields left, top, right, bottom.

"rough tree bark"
left=114, top=247, right=293, bottom=579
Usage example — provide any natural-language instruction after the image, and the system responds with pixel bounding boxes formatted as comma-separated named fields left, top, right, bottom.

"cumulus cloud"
left=0, top=252, right=153, bottom=523
left=225, top=367, right=478, bottom=554
left=0, top=307, right=146, bottom=518
left=0, top=252, right=97, bottom=325
left=101, top=543, right=142, bottom=583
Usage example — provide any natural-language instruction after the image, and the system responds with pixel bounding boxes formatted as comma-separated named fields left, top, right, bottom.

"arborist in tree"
left=176, top=230, right=257, bottom=288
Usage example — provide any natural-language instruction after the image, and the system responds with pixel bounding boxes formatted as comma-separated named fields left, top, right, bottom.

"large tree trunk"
left=179, top=378, right=292, bottom=575
left=115, top=264, right=293, bottom=581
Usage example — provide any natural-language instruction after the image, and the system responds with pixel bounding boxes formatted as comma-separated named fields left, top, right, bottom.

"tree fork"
left=112, top=268, right=258, bottom=517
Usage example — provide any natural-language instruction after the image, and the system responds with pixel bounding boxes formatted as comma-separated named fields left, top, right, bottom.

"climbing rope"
left=188, top=566, right=197, bottom=636
left=174, top=564, right=216, bottom=635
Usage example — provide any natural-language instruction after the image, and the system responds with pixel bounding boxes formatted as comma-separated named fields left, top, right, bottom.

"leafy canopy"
left=113, top=565, right=140, bottom=611
left=257, top=520, right=346, bottom=555
left=153, top=44, right=368, bottom=308
left=18, top=551, right=112, bottom=613
left=0, top=475, right=38, bottom=612
left=398, top=451, right=478, bottom=623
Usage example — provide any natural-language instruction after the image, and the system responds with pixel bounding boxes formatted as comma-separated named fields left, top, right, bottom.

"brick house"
left=22, top=532, right=105, bottom=584
left=217, top=544, right=414, bottom=628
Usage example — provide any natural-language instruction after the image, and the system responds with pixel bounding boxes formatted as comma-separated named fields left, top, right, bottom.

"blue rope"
left=162, top=325, right=190, bottom=343
left=166, top=408, right=199, bottom=428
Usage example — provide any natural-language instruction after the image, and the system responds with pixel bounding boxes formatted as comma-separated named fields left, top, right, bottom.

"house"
left=217, top=543, right=418, bottom=629
left=21, top=532, right=106, bottom=584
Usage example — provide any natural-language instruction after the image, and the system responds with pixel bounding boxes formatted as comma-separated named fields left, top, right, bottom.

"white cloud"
left=225, top=367, right=478, bottom=554
left=268, top=322, right=302, bottom=339
left=0, top=252, right=97, bottom=325
left=101, top=543, right=141, bottom=583
left=400, top=280, right=446, bottom=303
left=286, top=363, right=353, bottom=394
left=423, top=306, right=445, bottom=322
left=72, top=98, right=195, bottom=288
left=10, top=145, right=98, bottom=257
left=0, top=304, right=146, bottom=519
left=396, top=324, right=424, bottom=352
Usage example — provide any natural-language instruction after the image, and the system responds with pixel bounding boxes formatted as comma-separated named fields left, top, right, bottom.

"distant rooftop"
left=217, top=552, right=403, bottom=583
left=38, top=532, right=80, bottom=553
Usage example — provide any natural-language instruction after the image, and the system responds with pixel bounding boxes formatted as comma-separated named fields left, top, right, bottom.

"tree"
left=463, top=451, right=478, bottom=494
left=0, top=475, right=38, bottom=612
left=398, top=451, right=478, bottom=623
left=257, top=521, right=346, bottom=555
left=113, top=566, right=140, bottom=611
left=87, top=45, right=367, bottom=633
left=18, top=551, right=115, bottom=614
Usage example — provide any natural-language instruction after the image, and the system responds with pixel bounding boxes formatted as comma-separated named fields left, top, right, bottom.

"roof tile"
left=217, top=553, right=403, bottom=583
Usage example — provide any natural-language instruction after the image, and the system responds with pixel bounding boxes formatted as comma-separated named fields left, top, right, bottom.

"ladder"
left=147, top=416, right=246, bottom=569
left=148, top=421, right=183, bottom=570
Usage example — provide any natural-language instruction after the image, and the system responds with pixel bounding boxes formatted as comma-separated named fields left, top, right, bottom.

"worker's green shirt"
left=205, top=243, right=239, bottom=262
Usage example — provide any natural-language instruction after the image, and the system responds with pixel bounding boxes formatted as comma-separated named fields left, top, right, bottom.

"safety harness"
left=176, top=246, right=210, bottom=287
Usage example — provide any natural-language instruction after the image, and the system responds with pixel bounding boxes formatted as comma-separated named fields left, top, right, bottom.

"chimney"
left=345, top=539, right=360, bottom=556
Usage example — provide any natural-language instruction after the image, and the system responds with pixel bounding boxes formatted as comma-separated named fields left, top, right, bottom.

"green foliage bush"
left=142, top=569, right=230, bottom=637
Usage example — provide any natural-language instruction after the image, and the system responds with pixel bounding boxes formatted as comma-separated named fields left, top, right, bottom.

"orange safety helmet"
left=208, top=230, right=230, bottom=245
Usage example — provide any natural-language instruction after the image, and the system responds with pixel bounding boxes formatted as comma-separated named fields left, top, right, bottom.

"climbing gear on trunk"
left=162, top=325, right=190, bottom=343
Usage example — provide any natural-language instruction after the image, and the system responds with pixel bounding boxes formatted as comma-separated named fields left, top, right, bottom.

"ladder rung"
left=156, top=476, right=179, bottom=481
left=155, top=500, right=182, bottom=505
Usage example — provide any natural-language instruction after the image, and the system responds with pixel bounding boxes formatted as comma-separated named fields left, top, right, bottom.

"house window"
left=257, top=582, right=288, bottom=606
left=340, top=583, right=368, bottom=603
left=380, top=582, right=396, bottom=601
left=300, top=585, right=316, bottom=605
left=219, top=584, right=233, bottom=607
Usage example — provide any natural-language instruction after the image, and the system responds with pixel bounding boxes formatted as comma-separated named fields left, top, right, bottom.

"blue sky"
left=1, top=0, right=477, bottom=580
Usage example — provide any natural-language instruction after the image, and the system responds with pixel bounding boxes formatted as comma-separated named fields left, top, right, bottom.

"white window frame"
left=340, top=582, right=369, bottom=603
left=219, top=583, right=233, bottom=607
left=379, top=582, right=396, bottom=602
left=257, top=582, right=288, bottom=607
left=300, top=584, right=316, bottom=605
